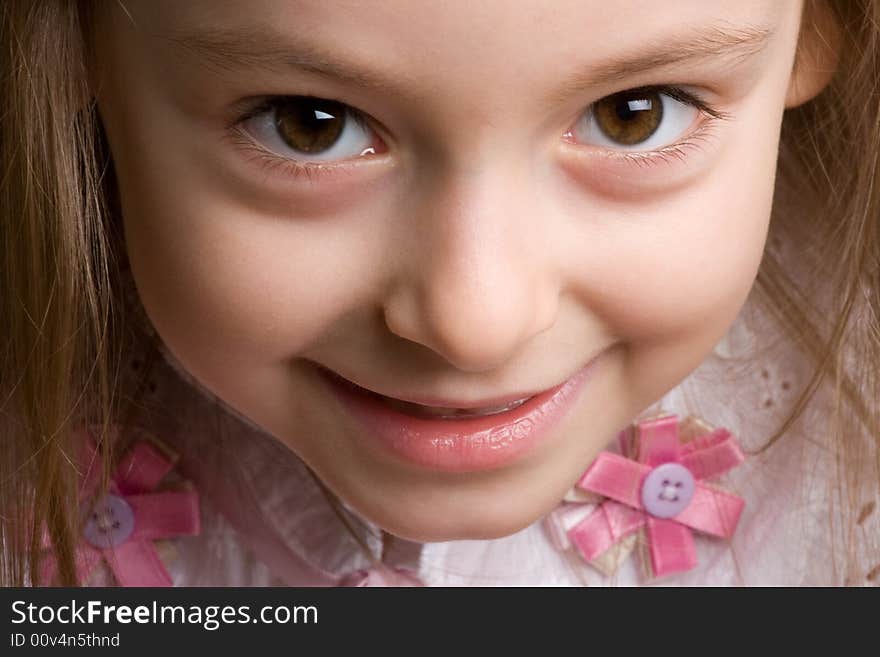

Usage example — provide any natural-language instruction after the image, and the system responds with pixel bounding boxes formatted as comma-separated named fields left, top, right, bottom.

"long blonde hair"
left=1, top=0, right=877, bottom=586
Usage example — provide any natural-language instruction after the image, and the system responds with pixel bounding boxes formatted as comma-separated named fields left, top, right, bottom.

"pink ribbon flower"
left=41, top=426, right=200, bottom=586
left=546, top=413, right=745, bottom=580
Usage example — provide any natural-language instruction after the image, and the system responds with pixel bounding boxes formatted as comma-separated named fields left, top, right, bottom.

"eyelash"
left=227, top=84, right=731, bottom=182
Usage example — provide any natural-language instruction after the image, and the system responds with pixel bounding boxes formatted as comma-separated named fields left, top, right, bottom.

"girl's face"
left=95, top=1, right=818, bottom=540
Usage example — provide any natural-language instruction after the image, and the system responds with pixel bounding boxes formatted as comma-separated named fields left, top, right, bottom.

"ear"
left=785, top=0, right=842, bottom=108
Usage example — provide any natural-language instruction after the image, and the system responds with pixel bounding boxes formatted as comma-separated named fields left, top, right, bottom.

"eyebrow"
left=161, top=20, right=775, bottom=103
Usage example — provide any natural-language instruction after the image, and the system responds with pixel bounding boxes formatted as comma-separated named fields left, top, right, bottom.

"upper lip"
left=316, top=362, right=586, bottom=409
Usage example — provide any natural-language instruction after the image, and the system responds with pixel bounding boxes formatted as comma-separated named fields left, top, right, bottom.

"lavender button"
left=640, top=463, right=696, bottom=519
left=82, top=494, right=135, bottom=549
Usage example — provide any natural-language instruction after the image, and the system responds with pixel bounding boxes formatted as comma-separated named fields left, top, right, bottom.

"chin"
left=350, top=485, right=562, bottom=543
left=385, top=515, right=539, bottom=543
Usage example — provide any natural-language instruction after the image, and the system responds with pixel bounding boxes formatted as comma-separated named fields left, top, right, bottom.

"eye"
left=239, top=95, right=380, bottom=164
left=566, top=85, right=718, bottom=154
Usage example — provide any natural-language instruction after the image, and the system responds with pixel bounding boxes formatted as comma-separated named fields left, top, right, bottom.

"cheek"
left=117, top=171, right=385, bottom=384
left=602, top=193, right=768, bottom=340
left=569, top=134, right=776, bottom=404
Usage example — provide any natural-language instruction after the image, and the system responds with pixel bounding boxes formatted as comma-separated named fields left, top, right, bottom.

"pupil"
left=275, top=97, right=346, bottom=154
left=616, top=97, right=651, bottom=121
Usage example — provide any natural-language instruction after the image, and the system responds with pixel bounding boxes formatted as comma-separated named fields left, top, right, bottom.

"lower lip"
left=318, top=357, right=600, bottom=473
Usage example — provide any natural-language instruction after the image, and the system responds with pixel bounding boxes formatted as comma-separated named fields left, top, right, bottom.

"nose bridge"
left=383, top=162, right=559, bottom=373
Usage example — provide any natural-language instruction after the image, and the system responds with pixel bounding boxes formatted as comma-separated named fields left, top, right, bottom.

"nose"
left=382, top=165, right=560, bottom=373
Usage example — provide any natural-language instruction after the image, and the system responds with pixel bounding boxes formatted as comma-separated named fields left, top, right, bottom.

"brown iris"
left=274, top=96, right=346, bottom=154
left=593, top=88, right=663, bottom=146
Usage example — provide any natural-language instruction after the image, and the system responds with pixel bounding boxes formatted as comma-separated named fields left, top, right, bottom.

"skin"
left=93, top=1, right=837, bottom=541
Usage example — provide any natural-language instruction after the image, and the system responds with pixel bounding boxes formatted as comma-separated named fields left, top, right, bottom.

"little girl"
left=2, top=0, right=878, bottom=586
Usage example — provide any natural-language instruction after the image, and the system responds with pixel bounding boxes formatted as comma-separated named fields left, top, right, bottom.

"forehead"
left=110, top=0, right=793, bottom=125
left=124, top=0, right=784, bottom=36
left=119, top=0, right=788, bottom=76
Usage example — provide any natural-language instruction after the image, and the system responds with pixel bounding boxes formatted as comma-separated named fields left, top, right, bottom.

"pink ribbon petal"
left=673, top=483, right=745, bottom=538
left=127, top=490, right=201, bottom=542
left=679, top=429, right=745, bottom=481
left=638, top=415, right=681, bottom=466
left=76, top=429, right=107, bottom=498
left=568, top=500, right=645, bottom=562
left=115, top=441, right=176, bottom=495
left=40, top=545, right=104, bottom=588
left=105, top=540, right=173, bottom=587
left=647, top=517, right=697, bottom=578
left=577, top=452, right=649, bottom=508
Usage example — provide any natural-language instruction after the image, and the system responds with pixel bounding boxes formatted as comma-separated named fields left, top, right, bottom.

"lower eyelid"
left=225, top=128, right=344, bottom=182
left=557, top=124, right=723, bottom=199
left=229, top=134, right=714, bottom=189
left=588, top=115, right=722, bottom=168
left=225, top=126, right=396, bottom=190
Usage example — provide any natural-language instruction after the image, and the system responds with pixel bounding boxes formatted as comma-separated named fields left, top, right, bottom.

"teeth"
left=381, top=396, right=530, bottom=419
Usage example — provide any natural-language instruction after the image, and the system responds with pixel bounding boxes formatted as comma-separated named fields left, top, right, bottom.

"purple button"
left=640, top=463, right=696, bottom=519
left=82, top=494, right=135, bottom=549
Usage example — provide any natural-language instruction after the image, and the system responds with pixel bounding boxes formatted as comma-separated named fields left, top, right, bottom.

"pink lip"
left=317, top=356, right=600, bottom=473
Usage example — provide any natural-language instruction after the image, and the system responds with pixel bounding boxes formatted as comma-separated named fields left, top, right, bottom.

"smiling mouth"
left=318, top=357, right=601, bottom=473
